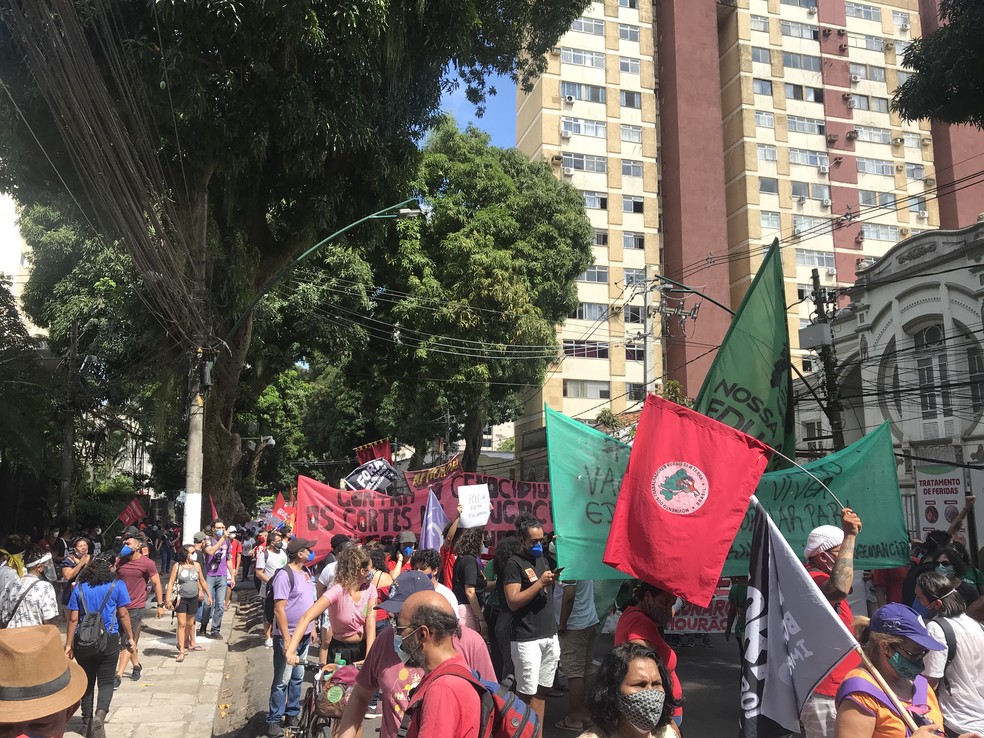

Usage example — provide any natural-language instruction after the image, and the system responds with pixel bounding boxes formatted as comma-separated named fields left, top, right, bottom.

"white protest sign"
left=459, top=484, right=491, bottom=528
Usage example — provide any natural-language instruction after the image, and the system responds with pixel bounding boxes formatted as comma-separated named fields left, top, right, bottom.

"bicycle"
left=286, top=662, right=339, bottom=738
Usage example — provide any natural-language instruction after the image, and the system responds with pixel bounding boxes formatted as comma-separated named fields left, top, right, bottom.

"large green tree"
left=0, top=0, right=590, bottom=517
left=893, top=0, right=984, bottom=127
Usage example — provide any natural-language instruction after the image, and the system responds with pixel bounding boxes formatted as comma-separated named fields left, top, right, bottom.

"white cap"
left=227, top=526, right=237, bottom=533
left=804, top=525, right=845, bottom=560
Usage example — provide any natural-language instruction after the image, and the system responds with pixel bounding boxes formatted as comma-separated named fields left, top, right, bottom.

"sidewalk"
left=63, top=597, right=237, bottom=738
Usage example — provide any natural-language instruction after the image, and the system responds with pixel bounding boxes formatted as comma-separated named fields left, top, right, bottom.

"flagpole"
left=852, top=647, right=921, bottom=733
left=760, top=443, right=847, bottom=509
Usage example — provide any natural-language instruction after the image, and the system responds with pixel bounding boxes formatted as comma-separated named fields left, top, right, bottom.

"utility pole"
left=811, top=268, right=845, bottom=450
left=59, top=320, right=78, bottom=519
left=182, top=347, right=206, bottom=543
left=642, top=265, right=651, bottom=396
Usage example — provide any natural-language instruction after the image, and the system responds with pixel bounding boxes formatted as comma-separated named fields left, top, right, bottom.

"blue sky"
left=439, top=72, right=517, bottom=149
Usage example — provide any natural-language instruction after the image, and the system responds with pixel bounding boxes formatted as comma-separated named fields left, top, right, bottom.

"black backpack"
left=74, top=581, right=118, bottom=658
left=263, top=566, right=295, bottom=622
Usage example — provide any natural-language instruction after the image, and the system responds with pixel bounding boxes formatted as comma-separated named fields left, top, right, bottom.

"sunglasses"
left=894, top=644, right=928, bottom=661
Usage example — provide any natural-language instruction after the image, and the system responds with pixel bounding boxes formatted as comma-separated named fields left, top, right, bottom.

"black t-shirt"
left=452, top=555, right=487, bottom=605
left=501, top=553, right=555, bottom=642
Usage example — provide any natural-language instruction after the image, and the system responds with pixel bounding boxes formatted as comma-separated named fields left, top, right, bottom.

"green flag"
left=545, top=406, right=631, bottom=581
left=693, top=239, right=795, bottom=463
left=722, top=423, right=908, bottom=576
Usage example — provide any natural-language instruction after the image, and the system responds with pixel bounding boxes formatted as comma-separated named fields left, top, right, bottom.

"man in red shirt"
left=614, top=582, right=684, bottom=726
left=392, top=589, right=481, bottom=738
left=115, top=534, right=164, bottom=686
left=800, top=508, right=863, bottom=738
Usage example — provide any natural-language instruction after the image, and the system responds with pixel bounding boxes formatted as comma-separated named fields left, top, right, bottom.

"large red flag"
left=604, top=394, right=771, bottom=607
left=118, top=497, right=146, bottom=527
left=272, top=492, right=290, bottom=523
left=355, top=438, right=392, bottom=465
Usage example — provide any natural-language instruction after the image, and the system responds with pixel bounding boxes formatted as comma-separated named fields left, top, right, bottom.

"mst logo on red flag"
left=604, top=394, right=771, bottom=607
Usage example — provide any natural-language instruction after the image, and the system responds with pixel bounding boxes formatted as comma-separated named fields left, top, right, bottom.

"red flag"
left=272, top=492, right=290, bottom=523
left=209, top=495, right=218, bottom=521
left=118, top=497, right=146, bottom=527
left=355, top=438, right=392, bottom=465
left=603, top=394, right=771, bottom=607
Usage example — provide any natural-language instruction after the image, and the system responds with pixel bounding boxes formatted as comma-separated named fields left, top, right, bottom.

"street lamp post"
left=181, top=198, right=421, bottom=543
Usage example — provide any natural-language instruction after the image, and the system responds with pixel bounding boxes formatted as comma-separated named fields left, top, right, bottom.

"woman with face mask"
left=579, top=643, right=682, bottom=738
left=165, top=544, right=211, bottom=661
left=613, top=582, right=684, bottom=727
left=928, top=548, right=980, bottom=609
left=835, top=603, right=984, bottom=738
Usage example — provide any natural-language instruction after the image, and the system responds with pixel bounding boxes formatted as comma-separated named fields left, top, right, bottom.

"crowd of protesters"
left=3, top=503, right=984, bottom=738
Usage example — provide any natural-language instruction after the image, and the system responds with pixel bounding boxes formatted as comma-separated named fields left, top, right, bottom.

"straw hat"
left=0, top=625, right=86, bottom=722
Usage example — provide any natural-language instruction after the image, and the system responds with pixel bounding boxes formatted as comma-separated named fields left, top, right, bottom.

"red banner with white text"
left=118, top=497, right=146, bottom=527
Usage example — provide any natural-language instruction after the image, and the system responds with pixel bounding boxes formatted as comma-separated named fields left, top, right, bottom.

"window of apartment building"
left=781, top=20, right=820, bottom=41
left=896, top=70, right=912, bottom=86
left=906, top=163, right=926, bottom=179
left=620, top=57, right=641, bottom=74
left=563, top=379, right=611, bottom=398
left=789, top=148, right=828, bottom=166
left=785, top=83, right=824, bottom=102
left=751, top=15, right=769, bottom=32
left=562, top=117, right=607, bottom=137
left=895, top=40, right=912, bottom=55
left=627, top=382, right=647, bottom=402
left=619, top=24, right=640, bottom=42
left=571, top=302, right=609, bottom=321
left=969, top=345, right=984, bottom=414
left=563, top=152, right=608, bottom=173
left=622, top=160, right=643, bottom=177
left=757, top=143, right=778, bottom=162
left=848, top=33, right=884, bottom=51
left=846, top=2, right=881, bottom=21
left=753, top=78, right=773, bottom=95
left=752, top=47, right=771, bottom=64
left=623, top=195, right=644, bottom=213
left=620, top=124, right=643, bottom=142
left=859, top=190, right=896, bottom=208
left=856, top=157, right=894, bottom=175
left=908, top=196, right=927, bottom=213
left=862, top=223, right=899, bottom=241
left=625, top=343, right=645, bottom=362
left=851, top=95, right=889, bottom=113
left=892, top=11, right=910, bottom=29
left=796, top=249, right=836, bottom=268
left=787, top=115, right=825, bottom=135
left=755, top=111, right=775, bottom=128
left=561, top=47, right=606, bottom=68
left=793, top=214, right=828, bottom=233
left=622, top=231, right=645, bottom=249
left=760, top=177, right=779, bottom=195
left=619, top=0, right=639, bottom=8
left=583, top=191, right=609, bottom=209
left=624, top=268, right=646, bottom=285
left=561, top=81, right=606, bottom=103
left=624, top=305, right=645, bottom=323
left=855, top=125, right=892, bottom=144
left=761, top=211, right=781, bottom=230
left=783, top=52, right=822, bottom=73
left=594, top=229, right=609, bottom=246
left=781, top=0, right=818, bottom=8
left=792, top=181, right=830, bottom=200
left=850, top=63, right=886, bottom=82
left=902, top=132, right=921, bottom=149
left=797, top=284, right=811, bottom=300
left=579, top=265, right=609, bottom=283
left=620, top=90, right=642, bottom=108
left=571, top=17, right=605, bottom=35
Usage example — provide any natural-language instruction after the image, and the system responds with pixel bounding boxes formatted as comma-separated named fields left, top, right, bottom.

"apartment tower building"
left=514, top=0, right=984, bottom=477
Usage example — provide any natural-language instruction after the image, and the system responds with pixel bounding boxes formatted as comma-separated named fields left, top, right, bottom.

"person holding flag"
left=800, top=513, right=863, bottom=737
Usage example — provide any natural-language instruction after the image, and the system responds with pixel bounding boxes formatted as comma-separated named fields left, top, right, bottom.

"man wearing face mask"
left=258, top=530, right=289, bottom=648
left=0, top=545, right=59, bottom=628
left=389, top=531, right=416, bottom=575
left=114, top=535, right=163, bottom=687
left=615, top=582, right=685, bottom=726
left=502, top=513, right=558, bottom=722
left=334, top=571, right=494, bottom=738
left=264, top=538, right=316, bottom=738
left=202, top=519, right=231, bottom=639
left=801, top=508, right=864, bottom=738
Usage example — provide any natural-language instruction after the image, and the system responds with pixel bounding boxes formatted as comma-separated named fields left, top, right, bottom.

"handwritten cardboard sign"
left=458, top=484, right=491, bottom=528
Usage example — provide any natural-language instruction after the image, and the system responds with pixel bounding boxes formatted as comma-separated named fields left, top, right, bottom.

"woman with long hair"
left=451, top=527, right=488, bottom=635
left=486, top=535, right=523, bottom=680
left=165, top=544, right=211, bottom=661
left=65, top=559, right=134, bottom=738
left=579, top=643, right=682, bottom=738
left=283, top=546, right=376, bottom=665
left=365, top=542, right=396, bottom=634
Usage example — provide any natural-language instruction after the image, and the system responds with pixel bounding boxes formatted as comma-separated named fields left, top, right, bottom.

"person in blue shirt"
left=65, top=558, right=134, bottom=738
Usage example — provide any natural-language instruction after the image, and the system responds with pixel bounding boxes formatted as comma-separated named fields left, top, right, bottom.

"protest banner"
left=722, top=422, right=908, bottom=576
left=914, top=464, right=965, bottom=536
left=343, top=457, right=399, bottom=492
left=665, top=582, right=732, bottom=635
left=355, top=438, right=392, bottom=465
left=118, top=497, right=146, bottom=527
left=545, top=406, right=631, bottom=581
left=693, top=240, right=796, bottom=469
left=458, top=484, right=491, bottom=527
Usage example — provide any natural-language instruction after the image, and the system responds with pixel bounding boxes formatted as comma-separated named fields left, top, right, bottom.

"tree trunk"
left=460, top=407, right=485, bottom=472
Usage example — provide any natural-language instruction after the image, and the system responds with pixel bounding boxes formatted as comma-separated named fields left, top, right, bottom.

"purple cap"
left=375, top=571, right=433, bottom=615
left=870, top=604, right=945, bottom=651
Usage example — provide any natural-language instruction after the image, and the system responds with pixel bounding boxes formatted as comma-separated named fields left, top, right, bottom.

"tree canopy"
left=893, top=0, right=984, bottom=128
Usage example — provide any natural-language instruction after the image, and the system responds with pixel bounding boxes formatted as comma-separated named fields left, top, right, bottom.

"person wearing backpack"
left=918, top=572, right=984, bottom=736
left=64, top=558, right=134, bottom=738
left=0, top=545, right=59, bottom=629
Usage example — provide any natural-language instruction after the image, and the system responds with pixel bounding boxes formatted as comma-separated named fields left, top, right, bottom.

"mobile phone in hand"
left=552, top=567, right=565, bottom=578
